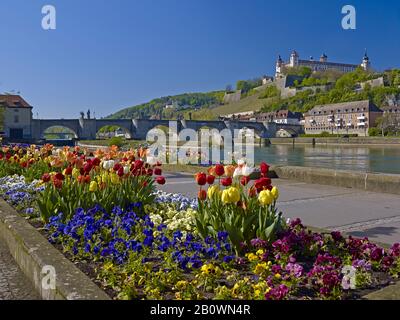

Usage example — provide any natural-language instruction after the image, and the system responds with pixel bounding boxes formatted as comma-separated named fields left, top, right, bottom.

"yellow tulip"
left=72, top=168, right=80, bottom=178
left=221, top=189, right=231, bottom=204
left=227, top=187, right=240, bottom=203
left=89, top=181, right=98, bottom=192
left=221, top=187, right=240, bottom=204
left=271, top=186, right=279, bottom=200
left=258, top=190, right=273, bottom=206
left=110, top=173, right=120, bottom=185
left=207, top=185, right=220, bottom=199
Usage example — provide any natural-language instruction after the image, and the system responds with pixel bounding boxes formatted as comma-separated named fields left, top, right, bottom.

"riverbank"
left=270, top=137, right=400, bottom=146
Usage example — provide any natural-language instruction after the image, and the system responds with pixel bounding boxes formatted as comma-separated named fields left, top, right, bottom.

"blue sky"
left=0, top=0, right=399, bottom=118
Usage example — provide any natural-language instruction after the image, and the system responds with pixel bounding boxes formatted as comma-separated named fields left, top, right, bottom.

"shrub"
left=108, top=136, right=125, bottom=147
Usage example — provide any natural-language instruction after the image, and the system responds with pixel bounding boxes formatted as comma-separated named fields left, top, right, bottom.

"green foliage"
left=284, top=66, right=312, bottom=77
left=107, top=91, right=225, bottom=120
left=0, top=160, right=50, bottom=182
left=236, top=79, right=262, bottom=93
left=368, top=127, right=381, bottom=137
left=37, top=175, right=155, bottom=223
left=196, top=188, right=284, bottom=255
left=261, top=68, right=400, bottom=114
left=259, top=86, right=280, bottom=99
left=98, top=125, right=120, bottom=133
left=108, top=136, right=125, bottom=147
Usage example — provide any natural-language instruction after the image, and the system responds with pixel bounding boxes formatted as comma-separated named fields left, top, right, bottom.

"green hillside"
left=107, top=68, right=400, bottom=121
left=107, top=91, right=225, bottom=120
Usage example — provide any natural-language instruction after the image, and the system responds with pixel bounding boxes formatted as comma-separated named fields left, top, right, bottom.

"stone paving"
left=160, top=172, right=400, bottom=245
left=0, top=239, right=40, bottom=300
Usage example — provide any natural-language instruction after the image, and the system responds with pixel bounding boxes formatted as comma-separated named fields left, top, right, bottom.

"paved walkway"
left=0, top=239, right=40, bottom=300
left=160, top=172, right=400, bottom=245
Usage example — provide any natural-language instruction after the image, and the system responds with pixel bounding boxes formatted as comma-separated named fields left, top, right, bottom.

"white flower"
left=237, top=159, right=246, bottom=166
left=123, top=166, right=130, bottom=174
left=233, top=167, right=243, bottom=178
left=241, top=165, right=254, bottom=177
left=147, top=156, right=157, bottom=166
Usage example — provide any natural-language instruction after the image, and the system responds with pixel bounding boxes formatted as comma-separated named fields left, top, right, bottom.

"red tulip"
left=92, top=157, right=101, bottom=166
left=54, top=172, right=65, bottom=181
left=53, top=179, right=63, bottom=189
left=156, top=176, right=166, bottom=185
left=41, top=173, right=51, bottom=183
left=117, top=167, right=124, bottom=177
left=154, top=168, right=162, bottom=176
left=147, top=168, right=153, bottom=176
left=195, top=172, right=207, bottom=186
left=215, top=164, right=225, bottom=176
left=240, top=176, right=250, bottom=186
left=134, top=160, right=144, bottom=169
left=198, top=189, right=207, bottom=201
left=260, top=162, right=270, bottom=176
left=206, top=175, right=215, bottom=185
left=65, top=167, right=73, bottom=175
left=113, top=163, right=122, bottom=172
left=248, top=186, right=257, bottom=198
left=254, top=177, right=271, bottom=190
left=221, top=177, right=232, bottom=187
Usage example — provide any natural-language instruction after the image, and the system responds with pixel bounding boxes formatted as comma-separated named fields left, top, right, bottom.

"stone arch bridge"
left=31, top=118, right=303, bottom=140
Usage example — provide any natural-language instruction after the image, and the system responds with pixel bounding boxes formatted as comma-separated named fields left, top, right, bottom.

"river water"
left=253, top=144, right=400, bottom=175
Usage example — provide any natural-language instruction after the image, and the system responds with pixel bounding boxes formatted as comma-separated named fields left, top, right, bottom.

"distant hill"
left=106, top=91, right=225, bottom=120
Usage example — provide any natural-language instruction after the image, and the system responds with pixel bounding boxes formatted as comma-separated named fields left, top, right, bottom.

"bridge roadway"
left=159, top=172, right=400, bottom=245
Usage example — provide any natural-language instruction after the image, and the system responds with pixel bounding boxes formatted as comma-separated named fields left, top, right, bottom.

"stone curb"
left=270, top=165, right=400, bottom=196
left=0, top=200, right=110, bottom=300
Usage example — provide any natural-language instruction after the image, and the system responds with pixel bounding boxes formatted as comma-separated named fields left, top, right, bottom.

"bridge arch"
left=43, top=125, right=78, bottom=140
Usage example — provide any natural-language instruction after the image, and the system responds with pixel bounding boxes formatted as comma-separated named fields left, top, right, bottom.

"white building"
left=0, top=95, right=33, bottom=139
left=275, top=50, right=371, bottom=78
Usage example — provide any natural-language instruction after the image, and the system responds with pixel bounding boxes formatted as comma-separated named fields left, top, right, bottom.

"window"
left=14, top=115, right=19, bottom=123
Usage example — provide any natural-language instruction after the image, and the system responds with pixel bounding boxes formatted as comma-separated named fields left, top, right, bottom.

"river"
left=253, top=144, right=400, bottom=175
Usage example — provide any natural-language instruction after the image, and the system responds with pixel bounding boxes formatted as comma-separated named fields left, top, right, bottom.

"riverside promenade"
left=0, top=239, right=39, bottom=300
left=160, top=172, right=400, bottom=245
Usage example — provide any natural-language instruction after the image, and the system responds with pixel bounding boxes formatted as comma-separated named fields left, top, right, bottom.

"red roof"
left=0, top=95, right=32, bottom=108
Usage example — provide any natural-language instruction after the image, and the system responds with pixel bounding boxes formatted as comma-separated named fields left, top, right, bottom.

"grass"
left=190, top=90, right=274, bottom=119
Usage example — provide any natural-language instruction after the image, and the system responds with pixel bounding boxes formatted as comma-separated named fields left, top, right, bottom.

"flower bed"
left=0, top=144, right=399, bottom=300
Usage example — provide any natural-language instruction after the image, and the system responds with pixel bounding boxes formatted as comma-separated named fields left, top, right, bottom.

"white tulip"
left=242, top=165, right=254, bottom=177
left=233, top=167, right=243, bottom=178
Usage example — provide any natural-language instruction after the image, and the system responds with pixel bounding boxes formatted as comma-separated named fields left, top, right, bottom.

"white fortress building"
left=275, top=50, right=371, bottom=78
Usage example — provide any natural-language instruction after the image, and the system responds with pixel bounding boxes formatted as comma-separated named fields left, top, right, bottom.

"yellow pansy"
left=246, top=253, right=258, bottom=262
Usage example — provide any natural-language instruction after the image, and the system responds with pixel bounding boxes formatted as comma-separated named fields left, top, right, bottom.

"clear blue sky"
left=1, top=0, right=399, bottom=118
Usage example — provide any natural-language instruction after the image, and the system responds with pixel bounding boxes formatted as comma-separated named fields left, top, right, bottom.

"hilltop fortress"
left=275, top=50, right=371, bottom=78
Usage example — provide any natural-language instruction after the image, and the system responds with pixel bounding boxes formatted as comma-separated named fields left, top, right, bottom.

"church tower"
left=289, top=50, right=299, bottom=67
left=275, top=55, right=284, bottom=78
left=361, top=50, right=371, bottom=71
